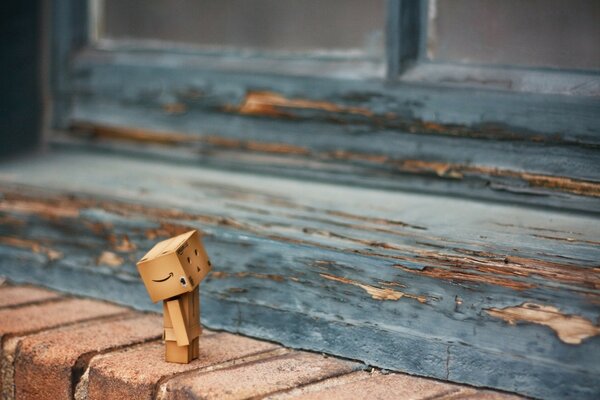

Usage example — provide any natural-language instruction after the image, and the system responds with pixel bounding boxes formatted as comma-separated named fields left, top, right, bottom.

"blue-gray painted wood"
left=48, top=0, right=600, bottom=213
left=386, top=0, right=422, bottom=78
left=39, top=4, right=600, bottom=398
left=59, top=56, right=600, bottom=212
left=0, top=151, right=598, bottom=399
left=51, top=0, right=88, bottom=129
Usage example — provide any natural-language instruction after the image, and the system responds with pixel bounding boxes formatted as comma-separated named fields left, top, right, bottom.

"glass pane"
left=96, top=0, right=384, bottom=57
left=428, top=0, right=600, bottom=70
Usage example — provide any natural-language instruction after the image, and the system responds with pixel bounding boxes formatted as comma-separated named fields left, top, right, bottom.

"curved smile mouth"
left=152, top=272, right=174, bottom=282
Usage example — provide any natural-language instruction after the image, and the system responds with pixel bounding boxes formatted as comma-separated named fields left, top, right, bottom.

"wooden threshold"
left=0, top=149, right=598, bottom=399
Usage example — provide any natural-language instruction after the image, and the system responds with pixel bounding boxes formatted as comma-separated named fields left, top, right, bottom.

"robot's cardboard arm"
left=166, top=298, right=191, bottom=346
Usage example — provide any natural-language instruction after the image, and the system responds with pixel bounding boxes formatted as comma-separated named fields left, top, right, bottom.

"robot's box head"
left=137, top=230, right=212, bottom=303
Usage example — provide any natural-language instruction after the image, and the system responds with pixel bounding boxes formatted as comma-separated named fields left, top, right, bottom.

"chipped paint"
left=203, top=136, right=310, bottom=156
left=144, top=223, right=199, bottom=241
left=71, top=122, right=198, bottom=146
left=233, top=91, right=374, bottom=118
left=393, top=160, right=600, bottom=197
left=65, top=122, right=600, bottom=199
left=0, top=236, right=62, bottom=261
left=2, top=189, right=598, bottom=296
left=226, top=91, right=581, bottom=145
left=0, top=197, right=79, bottom=218
left=109, top=234, right=137, bottom=252
left=486, top=303, right=600, bottom=345
left=210, top=271, right=285, bottom=282
left=395, top=264, right=535, bottom=291
left=97, top=251, right=124, bottom=267
left=162, top=102, right=187, bottom=115
left=324, top=210, right=426, bottom=230
left=320, top=273, right=426, bottom=303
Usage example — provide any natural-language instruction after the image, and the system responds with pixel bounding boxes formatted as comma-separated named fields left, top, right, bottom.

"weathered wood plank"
left=60, top=52, right=600, bottom=211
left=56, top=120, right=600, bottom=213
left=0, top=151, right=598, bottom=399
left=72, top=50, right=600, bottom=144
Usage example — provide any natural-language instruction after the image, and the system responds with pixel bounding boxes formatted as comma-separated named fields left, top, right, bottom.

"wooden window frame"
left=50, top=0, right=600, bottom=213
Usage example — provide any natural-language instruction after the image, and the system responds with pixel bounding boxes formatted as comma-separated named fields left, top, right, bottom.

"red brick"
left=14, top=314, right=162, bottom=400
left=0, top=298, right=128, bottom=338
left=0, top=298, right=127, bottom=399
left=438, top=388, right=524, bottom=399
left=268, top=371, right=524, bottom=400
left=85, top=332, right=281, bottom=400
left=0, top=286, right=61, bottom=308
left=271, top=372, right=459, bottom=400
left=159, top=351, right=360, bottom=400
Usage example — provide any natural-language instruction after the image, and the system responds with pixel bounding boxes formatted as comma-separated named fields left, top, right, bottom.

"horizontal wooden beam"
left=59, top=52, right=600, bottom=212
left=59, top=120, right=600, bottom=213
left=0, top=150, right=598, bottom=399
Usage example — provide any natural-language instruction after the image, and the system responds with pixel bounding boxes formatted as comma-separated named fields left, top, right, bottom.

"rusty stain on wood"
left=232, top=91, right=374, bottom=118
left=320, top=273, right=427, bottom=303
left=96, top=250, right=124, bottom=267
left=0, top=236, right=62, bottom=261
left=486, top=303, right=600, bottom=345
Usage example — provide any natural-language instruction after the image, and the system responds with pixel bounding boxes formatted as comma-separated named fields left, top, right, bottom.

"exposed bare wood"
left=0, top=236, right=62, bottom=261
left=320, top=273, right=427, bottom=303
left=232, top=91, right=374, bottom=118
left=67, top=122, right=600, bottom=199
left=96, top=251, right=124, bottom=267
left=0, top=151, right=598, bottom=399
left=486, top=303, right=600, bottom=345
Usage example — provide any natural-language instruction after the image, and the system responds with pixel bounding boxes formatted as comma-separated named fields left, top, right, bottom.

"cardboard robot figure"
left=137, top=230, right=212, bottom=363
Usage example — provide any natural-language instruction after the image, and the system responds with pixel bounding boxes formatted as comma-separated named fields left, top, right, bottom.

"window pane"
left=428, top=0, right=600, bottom=70
left=97, top=0, right=384, bottom=57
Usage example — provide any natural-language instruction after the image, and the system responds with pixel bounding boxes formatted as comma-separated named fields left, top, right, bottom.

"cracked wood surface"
left=59, top=53, right=600, bottom=213
left=0, top=151, right=598, bottom=399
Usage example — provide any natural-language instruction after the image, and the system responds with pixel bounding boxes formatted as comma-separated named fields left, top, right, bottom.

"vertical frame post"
left=386, top=0, right=424, bottom=80
left=51, top=0, right=89, bottom=129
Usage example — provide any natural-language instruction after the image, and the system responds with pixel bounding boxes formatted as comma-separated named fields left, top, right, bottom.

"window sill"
left=0, top=149, right=598, bottom=399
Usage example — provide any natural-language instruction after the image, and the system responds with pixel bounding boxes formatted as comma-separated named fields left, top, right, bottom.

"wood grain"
left=0, top=151, right=598, bottom=399
left=60, top=52, right=600, bottom=212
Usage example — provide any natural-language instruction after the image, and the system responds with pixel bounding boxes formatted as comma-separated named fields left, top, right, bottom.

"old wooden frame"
left=49, top=0, right=600, bottom=213
left=0, top=151, right=599, bottom=399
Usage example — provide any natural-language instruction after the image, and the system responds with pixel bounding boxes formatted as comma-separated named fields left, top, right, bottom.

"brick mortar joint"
left=4, top=310, right=157, bottom=400
left=154, top=347, right=291, bottom=400
left=0, top=295, right=66, bottom=310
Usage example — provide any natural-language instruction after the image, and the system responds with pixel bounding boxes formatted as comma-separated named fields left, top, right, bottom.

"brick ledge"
left=0, top=282, right=523, bottom=400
